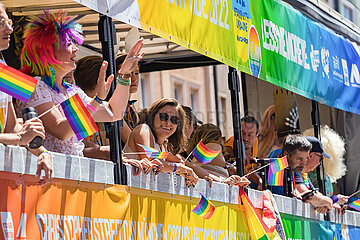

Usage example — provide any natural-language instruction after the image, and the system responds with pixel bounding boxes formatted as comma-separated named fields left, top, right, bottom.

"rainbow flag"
left=192, top=193, right=215, bottom=219
left=192, top=141, right=221, bottom=164
left=239, top=188, right=271, bottom=240
left=0, top=62, right=38, bottom=103
left=60, top=93, right=98, bottom=141
left=269, top=156, right=288, bottom=174
left=137, top=144, right=169, bottom=159
left=348, top=199, right=360, bottom=211
left=267, top=169, right=284, bottom=186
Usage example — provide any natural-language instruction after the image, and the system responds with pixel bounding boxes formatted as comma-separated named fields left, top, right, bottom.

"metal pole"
left=228, top=67, right=245, bottom=176
left=213, top=66, right=220, bottom=126
left=240, top=72, right=249, bottom=116
left=98, top=15, right=127, bottom=185
left=311, top=100, right=325, bottom=194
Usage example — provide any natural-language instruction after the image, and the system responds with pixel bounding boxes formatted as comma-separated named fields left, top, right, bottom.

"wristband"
left=39, top=148, right=49, bottom=156
left=86, top=103, right=97, bottom=113
left=94, top=96, right=103, bottom=104
left=331, top=195, right=339, bottom=204
left=16, top=133, right=22, bottom=146
left=118, top=73, right=131, bottom=79
left=173, top=163, right=177, bottom=173
left=116, top=76, right=131, bottom=86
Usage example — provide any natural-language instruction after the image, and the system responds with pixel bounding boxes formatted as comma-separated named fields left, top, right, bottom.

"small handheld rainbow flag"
left=137, top=144, right=169, bottom=159
left=192, top=141, right=221, bottom=164
left=348, top=198, right=360, bottom=211
left=192, top=193, right=215, bottom=219
left=60, top=93, right=98, bottom=141
left=267, top=168, right=284, bottom=186
left=269, top=156, right=288, bottom=174
left=0, top=62, right=38, bottom=103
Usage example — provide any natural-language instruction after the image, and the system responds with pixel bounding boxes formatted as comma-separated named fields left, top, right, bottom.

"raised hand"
left=96, top=61, right=114, bottom=100
left=119, top=38, right=145, bottom=75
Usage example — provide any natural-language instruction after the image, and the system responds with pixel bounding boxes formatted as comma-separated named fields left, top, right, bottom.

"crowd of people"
left=0, top=6, right=351, bottom=214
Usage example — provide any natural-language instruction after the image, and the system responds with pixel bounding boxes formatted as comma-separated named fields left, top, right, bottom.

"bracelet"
left=86, top=103, right=97, bottom=113
left=331, top=195, right=339, bottom=204
left=94, top=96, right=103, bottom=104
left=118, top=73, right=131, bottom=79
left=39, top=148, right=49, bottom=156
left=116, top=76, right=131, bottom=86
left=173, top=163, right=177, bottom=173
left=16, top=133, right=22, bottom=145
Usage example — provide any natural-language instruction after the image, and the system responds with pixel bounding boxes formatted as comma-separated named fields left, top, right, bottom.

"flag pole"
left=38, top=103, right=61, bottom=118
left=349, top=189, right=360, bottom=198
left=242, top=163, right=272, bottom=178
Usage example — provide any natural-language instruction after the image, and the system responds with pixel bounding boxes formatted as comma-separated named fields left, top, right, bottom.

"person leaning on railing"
left=123, top=98, right=199, bottom=187
left=185, top=123, right=251, bottom=188
left=0, top=3, right=52, bottom=185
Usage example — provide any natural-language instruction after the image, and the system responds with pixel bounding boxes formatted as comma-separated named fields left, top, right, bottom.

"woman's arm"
left=2, top=102, right=45, bottom=144
left=35, top=101, right=75, bottom=141
left=91, top=39, right=144, bottom=122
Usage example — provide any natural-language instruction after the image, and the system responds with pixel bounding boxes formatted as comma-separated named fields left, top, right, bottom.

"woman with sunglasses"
left=124, top=98, right=199, bottom=187
left=185, top=124, right=251, bottom=187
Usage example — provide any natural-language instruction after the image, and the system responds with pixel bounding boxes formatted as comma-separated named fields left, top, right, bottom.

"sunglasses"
left=159, top=112, right=180, bottom=125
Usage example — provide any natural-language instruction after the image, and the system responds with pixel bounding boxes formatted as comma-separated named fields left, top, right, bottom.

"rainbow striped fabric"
left=60, top=93, right=98, bottom=141
left=269, top=156, right=288, bottom=174
left=137, top=144, right=169, bottom=159
left=239, top=188, right=271, bottom=240
left=267, top=169, right=284, bottom=186
left=192, top=193, right=215, bottom=219
left=348, top=198, right=360, bottom=211
left=0, top=62, right=38, bottom=103
left=192, top=141, right=221, bottom=164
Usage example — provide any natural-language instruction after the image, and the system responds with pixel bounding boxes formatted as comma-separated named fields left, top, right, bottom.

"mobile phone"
left=301, top=190, right=315, bottom=201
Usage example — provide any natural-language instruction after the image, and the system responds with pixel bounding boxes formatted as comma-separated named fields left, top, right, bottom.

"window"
left=343, top=3, right=353, bottom=21
left=219, top=96, right=227, bottom=135
left=173, top=77, right=185, bottom=103
left=140, top=73, right=152, bottom=108
left=189, top=88, right=199, bottom=113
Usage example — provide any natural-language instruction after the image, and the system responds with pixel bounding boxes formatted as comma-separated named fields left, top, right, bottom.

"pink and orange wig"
left=21, top=10, right=83, bottom=81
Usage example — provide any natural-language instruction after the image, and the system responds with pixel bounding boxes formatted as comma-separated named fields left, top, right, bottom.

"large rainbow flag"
left=192, top=141, right=221, bottom=164
left=0, top=62, right=38, bottom=102
left=60, top=93, right=98, bottom=141
left=137, top=144, right=169, bottom=160
left=192, top=193, right=215, bottom=219
left=239, top=188, right=281, bottom=240
left=269, top=156, right=288, bottom=174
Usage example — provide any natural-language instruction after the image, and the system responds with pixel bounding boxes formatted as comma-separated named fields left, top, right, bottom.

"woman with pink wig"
left=16, top=11, right=143, bottom=156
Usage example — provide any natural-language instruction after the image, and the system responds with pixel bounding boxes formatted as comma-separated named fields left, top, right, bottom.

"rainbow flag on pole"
left=192, top=141, right=221, bottom=164
left=269, top=156, right=288, bottom=174
left=267, top=169, right=284, bottom=186
left=0, top=62, right=38, bottom=102
left=60, top=93, right=98, bottom=141
left=137, top=144, right=169, bottom=159
left=348, top=198, right=360, bottom=211
left=192, top=193, right=215, bottom=219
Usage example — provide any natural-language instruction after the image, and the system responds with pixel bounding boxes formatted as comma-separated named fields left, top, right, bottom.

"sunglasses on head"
left=159, top=112, right=180, bottom=125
